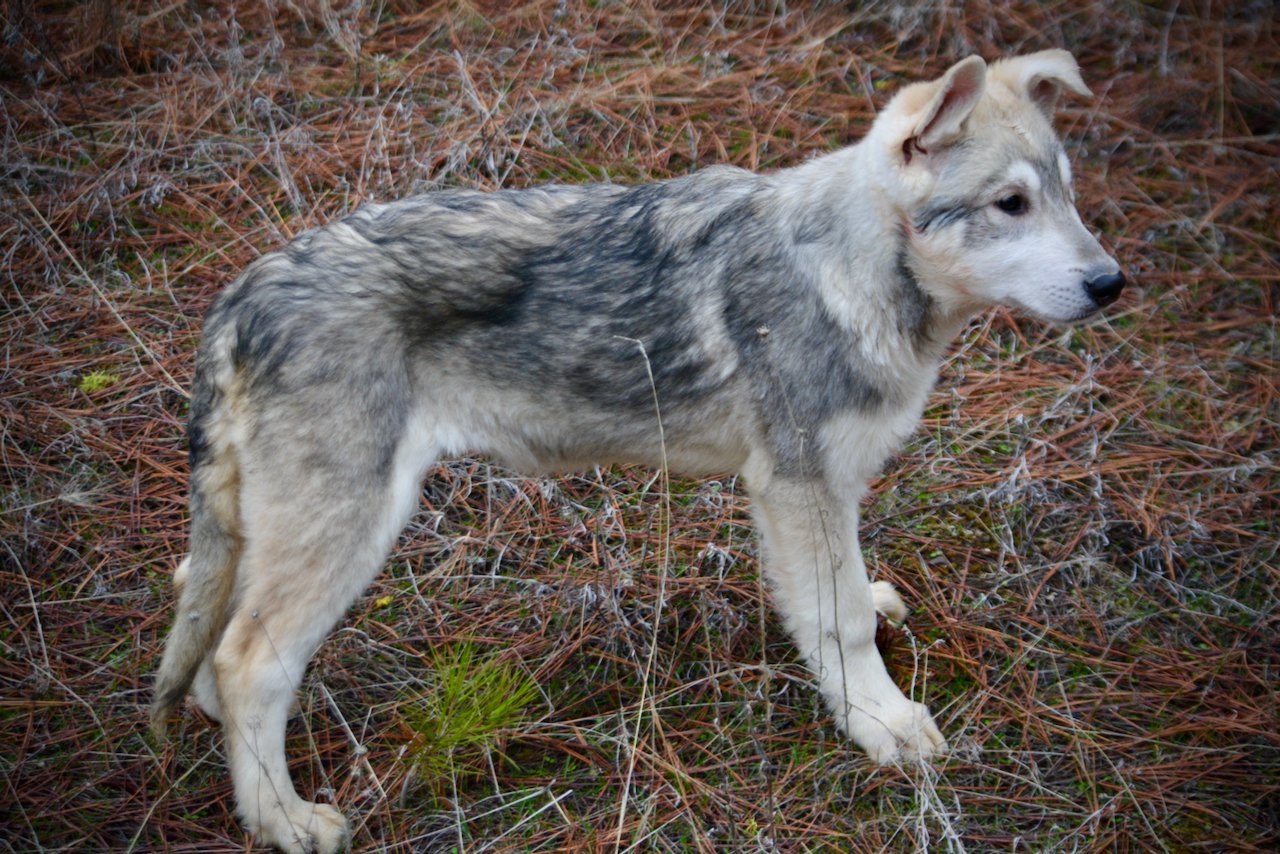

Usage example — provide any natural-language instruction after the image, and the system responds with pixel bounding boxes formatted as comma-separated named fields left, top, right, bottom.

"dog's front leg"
left=749, top=478, right=945, bottom=763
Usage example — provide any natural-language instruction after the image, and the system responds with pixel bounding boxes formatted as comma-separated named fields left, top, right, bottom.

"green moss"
left=77, top=371, right=119, bottom=394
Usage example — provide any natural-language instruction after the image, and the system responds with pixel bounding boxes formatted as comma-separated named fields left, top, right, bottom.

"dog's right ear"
left=988, top=50, right=1091, bottom=117
left=899, top=55, right=987, bottom=164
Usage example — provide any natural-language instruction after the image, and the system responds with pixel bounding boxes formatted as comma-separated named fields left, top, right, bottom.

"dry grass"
left=2, top=1, right=1276, bottom=851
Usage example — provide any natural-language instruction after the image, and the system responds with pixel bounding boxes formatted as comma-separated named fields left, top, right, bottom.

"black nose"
left=1084, top=271, right=1125, bottom=307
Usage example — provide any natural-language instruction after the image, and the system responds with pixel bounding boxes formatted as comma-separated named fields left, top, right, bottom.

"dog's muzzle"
left=1084, top=271, right=1125, bottom=308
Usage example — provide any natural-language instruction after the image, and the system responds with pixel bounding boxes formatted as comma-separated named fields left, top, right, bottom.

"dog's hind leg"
left=213, top=419, right=432, bottom=854
left=189, top=654, right=222, bottom=722
left=749, top=477, right=945, bottom=764
left=165, top=553, right=223, bottom=722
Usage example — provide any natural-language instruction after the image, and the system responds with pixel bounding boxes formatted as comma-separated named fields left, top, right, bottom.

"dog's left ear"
left=989, top=49, right=1092, bottom=117
left=906, top=55, right=987, bottom=156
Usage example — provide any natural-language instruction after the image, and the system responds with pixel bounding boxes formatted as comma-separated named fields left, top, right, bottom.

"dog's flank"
left=151, top=49, right=1123, bottom=854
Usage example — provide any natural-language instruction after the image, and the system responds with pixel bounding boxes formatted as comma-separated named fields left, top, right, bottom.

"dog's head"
left=873, top=50, right=1124, bottom=324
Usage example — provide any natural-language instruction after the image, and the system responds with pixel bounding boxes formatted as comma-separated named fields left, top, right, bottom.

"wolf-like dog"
left=150, top=50, right=1124, bottom=853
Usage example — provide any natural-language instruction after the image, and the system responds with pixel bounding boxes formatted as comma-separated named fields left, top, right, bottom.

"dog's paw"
left=847, top=699, right=947, bottom=765
left=255, top=801, right=350, bottom=854
left=870, top=580, right=910, bottom=625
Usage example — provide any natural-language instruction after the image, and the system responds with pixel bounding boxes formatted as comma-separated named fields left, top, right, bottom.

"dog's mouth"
left=1065, top=296, right=1127, bottom=325
left=1068, top=305, right=1108, bottom=324
left=1013, top=297, right=1115, bottom=328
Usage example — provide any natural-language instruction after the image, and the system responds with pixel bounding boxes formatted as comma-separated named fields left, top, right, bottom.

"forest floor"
left=3, top=2, right=1277, bottom=851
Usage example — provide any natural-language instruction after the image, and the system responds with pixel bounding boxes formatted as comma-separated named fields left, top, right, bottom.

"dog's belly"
left=480, top=414, right=753, bottom=478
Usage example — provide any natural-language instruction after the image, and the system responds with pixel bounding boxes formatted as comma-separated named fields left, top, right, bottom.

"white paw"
left=843, top=698, right=947, bottom=764
left=870, top=580, right=909, bottom=625
left=255, top=801, right=350, bottom=854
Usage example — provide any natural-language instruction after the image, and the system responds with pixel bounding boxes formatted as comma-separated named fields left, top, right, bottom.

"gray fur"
left=192, top=167, right=909, bottom=479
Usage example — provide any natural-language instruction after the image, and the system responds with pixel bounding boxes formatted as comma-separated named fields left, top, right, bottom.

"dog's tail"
left=149, top=348, right=243, bottom=740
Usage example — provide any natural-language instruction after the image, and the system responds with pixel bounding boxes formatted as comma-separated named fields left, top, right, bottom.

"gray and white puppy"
left=151, top=50, right=1124, bottom=854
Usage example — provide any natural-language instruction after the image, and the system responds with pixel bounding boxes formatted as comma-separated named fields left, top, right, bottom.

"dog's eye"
left=996, top=194, right=1026, bottom=215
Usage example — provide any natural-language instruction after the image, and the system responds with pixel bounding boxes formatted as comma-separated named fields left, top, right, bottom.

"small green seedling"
left=404, top=643, right=540, bottom=790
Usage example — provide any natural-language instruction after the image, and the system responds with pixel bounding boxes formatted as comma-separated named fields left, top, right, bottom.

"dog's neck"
left=777, top=146, right=976, bottom=380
